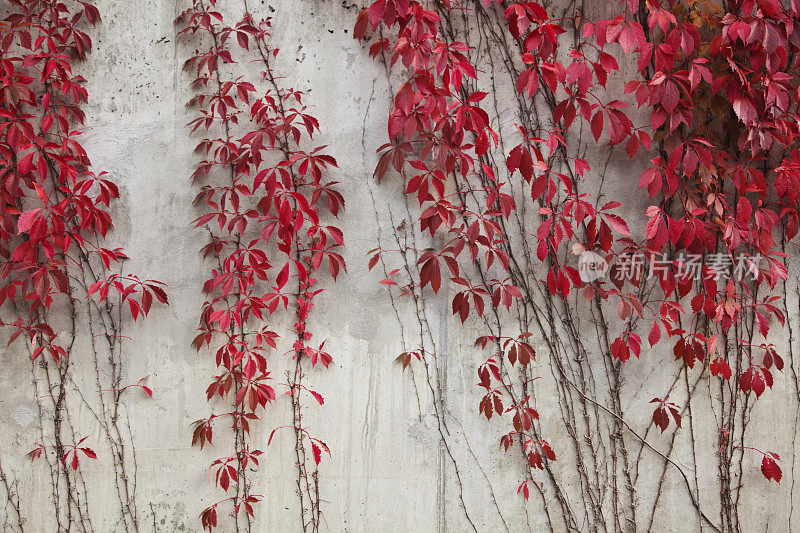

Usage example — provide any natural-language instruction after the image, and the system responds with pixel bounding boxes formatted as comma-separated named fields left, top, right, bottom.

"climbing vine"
left=1, top=0, right=167, bottom=531
left=357, top=0, right=800, bottom=529
left=5, top=0, right=800, bottom=530
left=177, top=0, right=344, bottom=530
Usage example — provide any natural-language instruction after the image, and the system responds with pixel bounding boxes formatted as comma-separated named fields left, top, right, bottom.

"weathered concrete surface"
left=0, top=1, right=797, bottom=532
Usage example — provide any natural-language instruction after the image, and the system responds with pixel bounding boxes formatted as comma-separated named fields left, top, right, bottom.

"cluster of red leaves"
left=177, top=1, right=343, bottom=528
left=26, top=436, right=97, bottom=471
left=603, top=0, right=795, bottom=482
left=357, top=0, right=560, bottom=491
left=650, top=397, right=681, bottom=433
left=3, top=1, right=166, bottom=472
left=357, top=0, right=793, bottom=489
left=1, top=1, right=165, bottom=333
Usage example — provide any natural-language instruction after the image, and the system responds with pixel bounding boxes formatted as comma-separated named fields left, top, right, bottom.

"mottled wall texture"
left=1, top=0, right=799, bottom=532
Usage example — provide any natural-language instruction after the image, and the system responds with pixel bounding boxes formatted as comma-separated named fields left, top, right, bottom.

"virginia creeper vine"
left=356, top=0, right=800, bottom=529
left=1, top=1, right=168, bottom=531
left=177, top=1, right=344, bottom=530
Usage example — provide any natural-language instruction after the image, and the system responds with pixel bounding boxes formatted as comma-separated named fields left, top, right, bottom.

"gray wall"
left=0, top=1, right=796, bottom=532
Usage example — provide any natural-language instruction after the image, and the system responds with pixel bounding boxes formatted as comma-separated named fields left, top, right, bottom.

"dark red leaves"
left=395, top=350, right=422, bottom=371
left=525, top=439, right=555, bottom=470
left=511, top=405, right=538, bottom=432
left=480, top=390, right=503, bottom=421
left=673, top=336, right=704, bottom=369
left=612, top=337, right=630, bottom=363
left=739, top=365, right=773, bottom=398
left=419, top=255, right=442, bottom=293
left=763, top=346, right=784, bottom=371
left=650, top=398, right=681, bottom=433
left=504, top=336, right=536, bottom=366
left=200, top=506, right=218, bottom=531
left=612, top=334, right=640, bottom=363
left=710, top=358, right=732, bottom=380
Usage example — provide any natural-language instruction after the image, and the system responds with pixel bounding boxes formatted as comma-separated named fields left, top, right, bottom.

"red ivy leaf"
left=311, top=441, right=322, bottom=466
left=761, top=454, right=782, bottom=483
left=710, top=357, right=732, bottom=380
left=591, top=111, right=604, bottom=142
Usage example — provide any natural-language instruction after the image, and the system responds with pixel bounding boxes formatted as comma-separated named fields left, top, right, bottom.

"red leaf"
left=648, top=322, right=661, bottom=347
left=761, top=454, right=782, bottom=483
left=604, top=214, right=630, bottom=236
left=733, top=97, right=756, bottom=125
left=311, top=441, right=322, bottom=466
left=309, top=390, right=324, bottom=405
left=590, top=111, right=604, bottom=142
left=467, top=91, right=488, bottom=103
left=751, top=370, right=766, bottom=398
left=17, top=209, right=42, bottom=233
left=128, top=299, right=140, bottom=321
left=517, top=480, right=530, bottom=500
left=276, top=263, right=290, bottom=290
left=668, top=406, right=681, bottom=428
left=368, top=254, right=380, bottom=271
left=652, top=405, right=669, bottom=432
left=420, top=257, right=441, bottom=293
left=395, top=82, right=415, bottom=114
left=611, top=337, right=630, bottom=363
left=710, top=358, right=732, bottom=380
left=80, top=447, right=97, bottom=459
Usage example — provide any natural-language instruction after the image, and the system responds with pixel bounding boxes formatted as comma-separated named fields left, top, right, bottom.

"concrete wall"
left=0, top=1, right=797, bottom=532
